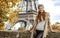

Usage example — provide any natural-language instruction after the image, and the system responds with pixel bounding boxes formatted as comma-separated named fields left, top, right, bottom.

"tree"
left=0, top=0, right=22, bottom=30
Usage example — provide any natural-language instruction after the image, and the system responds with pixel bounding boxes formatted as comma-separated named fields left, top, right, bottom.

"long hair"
left=37, top=11, right=46, bottom=21
left=36, top=4, right=46, bottom=22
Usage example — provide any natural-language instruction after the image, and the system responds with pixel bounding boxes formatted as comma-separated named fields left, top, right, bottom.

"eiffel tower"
left=18, top=0, right=38, bottom=25
left=25, top=0, right=37, bottom=12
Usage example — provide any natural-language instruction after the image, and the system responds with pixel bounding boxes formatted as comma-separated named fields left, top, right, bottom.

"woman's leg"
left=35, top=30, right=44, bottom=38
left=34, top=30, right=40, bottom=38
left=37, top=31, right=44, bottom=38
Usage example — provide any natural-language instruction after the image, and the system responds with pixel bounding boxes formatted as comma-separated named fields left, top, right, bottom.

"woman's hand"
left=30, top=29, right=34, bottom=32
left=48, top=24, right=55, bottom=32
left=50, top=29, right=55, bottom=32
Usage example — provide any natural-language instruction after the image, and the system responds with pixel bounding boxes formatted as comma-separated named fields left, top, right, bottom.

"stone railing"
left=0, top=30, right=32, bottom=38
left=46, top=32, right=60, bottom=38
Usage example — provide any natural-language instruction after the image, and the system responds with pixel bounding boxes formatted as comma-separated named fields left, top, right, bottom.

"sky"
left=38, top=0, right=60, bottom=25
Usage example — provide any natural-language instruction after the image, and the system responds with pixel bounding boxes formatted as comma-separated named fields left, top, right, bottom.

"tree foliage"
left=0, top=0, right=22, bottom=30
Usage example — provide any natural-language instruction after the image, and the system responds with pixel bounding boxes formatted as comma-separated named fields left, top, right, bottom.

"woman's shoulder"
left=45, top=12, right=50, bottom=16
left=45, top=12, right=49, bottom=14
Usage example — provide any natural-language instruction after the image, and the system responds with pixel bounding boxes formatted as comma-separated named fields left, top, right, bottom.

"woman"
left=34, top=4, right=53, bottom=38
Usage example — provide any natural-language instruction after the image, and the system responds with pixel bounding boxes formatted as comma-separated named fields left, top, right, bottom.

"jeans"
left=34, top=30, right=44, bottom=38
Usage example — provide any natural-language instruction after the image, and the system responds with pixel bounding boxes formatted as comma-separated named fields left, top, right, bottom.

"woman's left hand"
left=50, top=29, right=55, bottom=32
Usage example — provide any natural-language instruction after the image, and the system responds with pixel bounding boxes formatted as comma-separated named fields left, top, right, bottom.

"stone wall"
left=0, top=31, right=31, bottom=38
left=46, top=32, right=60, bottom=38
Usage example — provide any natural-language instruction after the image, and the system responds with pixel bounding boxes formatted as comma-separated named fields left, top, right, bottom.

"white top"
left=36, top=13, right=47, bottom=30
left=36, top=21, right=46, bottom=30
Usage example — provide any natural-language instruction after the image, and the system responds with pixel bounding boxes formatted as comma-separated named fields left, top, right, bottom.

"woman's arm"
left=30, top=16, right=38, bottom=32
left=48, top=17, right=53, bottom=32
left=33, top=16, right=38, bottom=31
left=46, top=13, right=53, bottom=32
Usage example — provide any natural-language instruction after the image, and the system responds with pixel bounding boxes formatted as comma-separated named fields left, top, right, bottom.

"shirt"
left=36, top=21, right=46, bottom=30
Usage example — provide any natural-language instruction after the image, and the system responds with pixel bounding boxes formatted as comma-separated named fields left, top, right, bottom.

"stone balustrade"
left=0, top=30, right=31, bottom=38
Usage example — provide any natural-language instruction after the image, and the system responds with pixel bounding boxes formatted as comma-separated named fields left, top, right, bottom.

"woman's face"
left=38, top=6, right=44, bottom=12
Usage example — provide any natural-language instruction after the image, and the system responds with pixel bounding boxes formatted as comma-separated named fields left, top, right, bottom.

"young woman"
left=34, top=4, right=53, bottom=38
